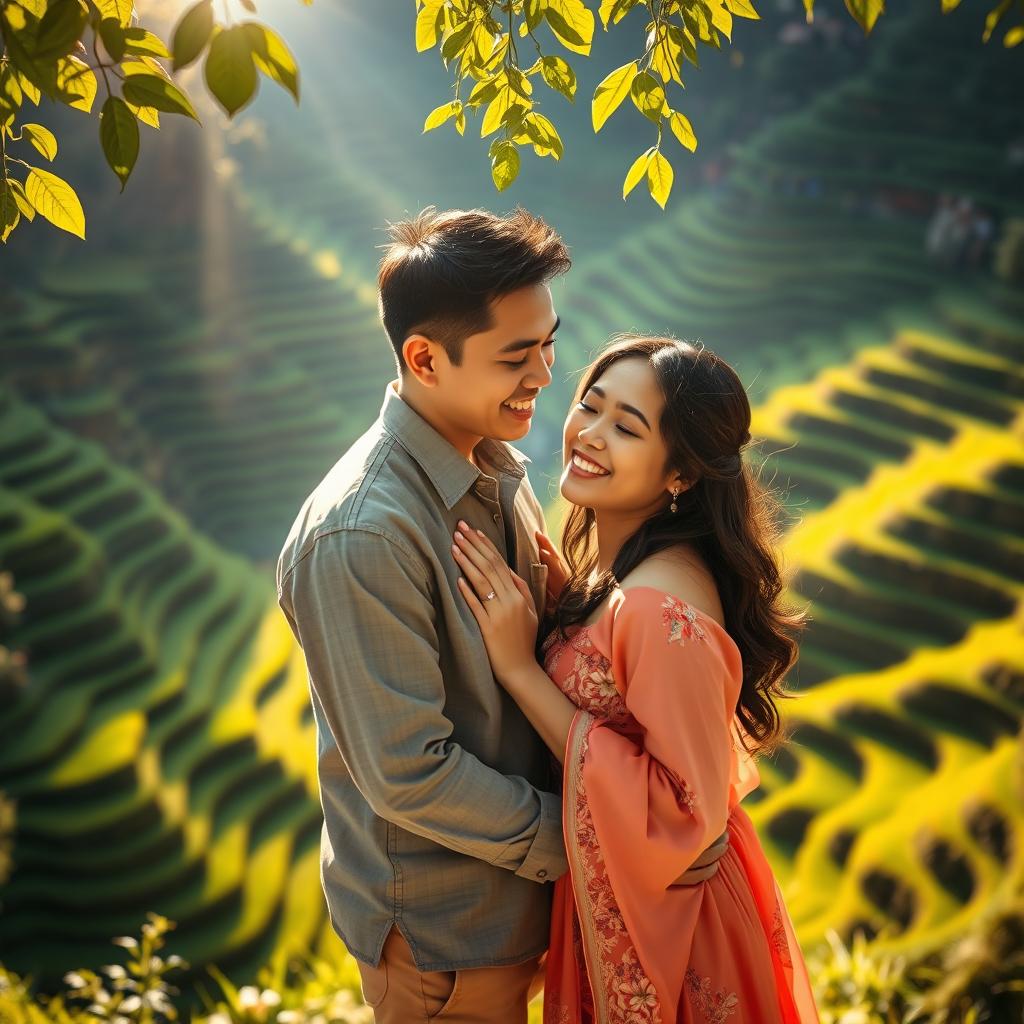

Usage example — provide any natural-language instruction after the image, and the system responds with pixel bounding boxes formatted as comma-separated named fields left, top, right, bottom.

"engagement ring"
left=485, top=591, right=496, bottom=601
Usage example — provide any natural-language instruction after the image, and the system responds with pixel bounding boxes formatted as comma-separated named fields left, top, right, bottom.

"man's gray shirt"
left=276, top=383, right=569, bottom=971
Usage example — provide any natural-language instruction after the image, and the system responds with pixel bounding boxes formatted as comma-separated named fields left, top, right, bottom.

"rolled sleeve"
left=279, top=526, right=567, bottom=881
left=512, top=788, right=565, bottom=882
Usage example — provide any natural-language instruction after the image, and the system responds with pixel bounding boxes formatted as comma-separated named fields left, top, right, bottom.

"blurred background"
left=1, top=0, right=1023, bottom=1017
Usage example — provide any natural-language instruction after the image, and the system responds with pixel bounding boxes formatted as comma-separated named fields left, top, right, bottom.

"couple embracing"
left=276, top=207, right=819, bottom=1024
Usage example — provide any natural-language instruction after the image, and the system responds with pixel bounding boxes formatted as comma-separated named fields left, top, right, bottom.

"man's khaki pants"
left=356, top=926, right=546, bottom=1023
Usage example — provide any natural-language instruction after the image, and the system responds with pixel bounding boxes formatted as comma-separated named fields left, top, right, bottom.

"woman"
left=451, top=336, right=819, bottom=1023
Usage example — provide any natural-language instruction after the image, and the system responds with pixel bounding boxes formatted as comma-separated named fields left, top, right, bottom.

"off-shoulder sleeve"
left=567, top=585, right=747, bottom=894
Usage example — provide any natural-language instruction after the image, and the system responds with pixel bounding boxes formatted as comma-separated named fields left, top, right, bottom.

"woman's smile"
left=568, top=449, right=611, bottom=478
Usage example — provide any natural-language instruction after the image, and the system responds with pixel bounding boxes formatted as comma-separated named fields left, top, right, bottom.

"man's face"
left=434, top=283, right=558, bottom=444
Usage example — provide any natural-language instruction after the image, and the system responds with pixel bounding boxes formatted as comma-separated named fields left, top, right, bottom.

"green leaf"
left=651, top=22, right=684, bottom=84
left=22, top=122, right=57, bottom=160
left=723, top=0, right=759, bottom=18
left=171, top=0, right=213, bottom=70
left=122, top=27, right=171, bottom=58
left=622, top=148, right=653, bottom=199
left=467, top=72, right=503, bottom=108
left=630, top=70, right=666, bottom=123
left=33, top=0, right=88, bottom=59
left=16, top=71, right=42, bottom=106
left=519, top=111, right=562, bottom=159
left=423, top=99, right=460, bottom=132
left=544, top=0, right=594, bottom=55
left=647, top=150, right=673, bottom=209
left=122, top=72, right=199, bottom=120
left=843, top=0, right=883, bottom=33
left=204, top=25, right=258, bottom=116
left=524, top=0, right=543, bottom=31
left=540, top=55, right=576, bottom=101
left=1005, top=24, right=1024, bottom=46
left=122, top=54, right=172, bottom=81
left=415, top=1, right=444, bottom=51
left=93, top=0, right=133, bottom=28
left=125, top=99, right=159, bottom=128
left=0, top=178, right=20, bottom=243
left=25, top=165, right=85, bottom=238
left=15, top=0, right=47, bottom=17
left=982, top=0, right=1011, bottom=42
left=440, top=20, right=472, bottom=63
left=592, top=61, right=637, bottom=132
left=598, top=0, right=642, bottom=29
left=34, top=0, right=87, bottom=59
left=709, top=0, right=734, bottom=38
left=242, top=22, right=299, bottom=102
left=481, top=85, right=523, bottom=137
left=100, top=96, right=138, bottom=189
left=99, top=18, right=127, bottom=61
left=490, top=141, right=520, bottom=191
left=9, top=178, right=35, bottom=220
left=669, top=110, right=697, bottom=152
left=0, top=64, right=23, bottom=127
left=54, top=56, right=97, bottom=112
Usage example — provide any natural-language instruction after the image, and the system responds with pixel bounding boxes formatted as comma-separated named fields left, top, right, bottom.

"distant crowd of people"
left=925, top=195, right=997, bottom=271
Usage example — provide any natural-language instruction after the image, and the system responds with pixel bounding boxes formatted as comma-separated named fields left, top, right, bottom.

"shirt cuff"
left=514, top=789, right=568, bottom=883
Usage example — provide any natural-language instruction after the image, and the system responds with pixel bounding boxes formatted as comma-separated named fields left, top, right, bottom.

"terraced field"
left=0, top=0, right=1021, bottom=1001
left=745, top=287, right=1024, bottom=955
left=0, top=386, right=335, bottom=985
left=3, top=198, right=391, bottom=561
left=542, top=14, right=1022, bottom=404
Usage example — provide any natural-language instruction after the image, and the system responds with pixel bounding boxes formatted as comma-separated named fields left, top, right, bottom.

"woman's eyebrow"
left=589, top=385, right=651, bottom=430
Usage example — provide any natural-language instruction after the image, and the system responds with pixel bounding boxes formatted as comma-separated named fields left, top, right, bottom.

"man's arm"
left=278, top=526, right=567, bottom=883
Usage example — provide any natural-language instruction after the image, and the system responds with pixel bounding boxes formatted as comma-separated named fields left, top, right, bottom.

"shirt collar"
left=380, top=383, right=530, bottom=510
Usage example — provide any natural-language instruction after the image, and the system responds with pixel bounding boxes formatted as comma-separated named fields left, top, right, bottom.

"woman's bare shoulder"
left=618, top=549, right=725, bottom=628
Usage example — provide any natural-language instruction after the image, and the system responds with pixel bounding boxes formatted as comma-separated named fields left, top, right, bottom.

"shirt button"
left=536, top=869, right=547, bottom=879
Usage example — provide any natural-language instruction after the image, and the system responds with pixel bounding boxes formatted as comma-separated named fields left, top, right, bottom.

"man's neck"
left=395, top=379, right=482, bottom=463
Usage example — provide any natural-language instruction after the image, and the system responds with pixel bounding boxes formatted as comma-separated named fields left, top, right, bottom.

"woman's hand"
left=535, top=531, right=568, bottom=611
left=454, top=521, right=539, bottom=687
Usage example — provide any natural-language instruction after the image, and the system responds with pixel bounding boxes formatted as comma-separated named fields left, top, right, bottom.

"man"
left=276, top=208, right=725, bottom=1023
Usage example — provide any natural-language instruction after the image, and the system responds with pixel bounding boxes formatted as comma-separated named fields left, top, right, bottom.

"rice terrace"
left=1, top=0, right=1023, bottom=1021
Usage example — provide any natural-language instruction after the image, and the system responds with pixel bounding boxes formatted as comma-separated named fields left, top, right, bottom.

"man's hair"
left=377, top=207, right=571, bottom=369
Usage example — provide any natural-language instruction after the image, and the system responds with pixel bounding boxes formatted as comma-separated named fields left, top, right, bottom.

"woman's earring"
left=670, top=487, right=680, bottom=514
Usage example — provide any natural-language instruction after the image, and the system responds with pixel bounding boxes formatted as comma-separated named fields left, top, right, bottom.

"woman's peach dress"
left=540, top=586, right=819, bottom=1024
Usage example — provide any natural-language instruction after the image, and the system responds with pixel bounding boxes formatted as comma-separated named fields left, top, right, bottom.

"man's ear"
left=403, top=334, right=444, bottom=388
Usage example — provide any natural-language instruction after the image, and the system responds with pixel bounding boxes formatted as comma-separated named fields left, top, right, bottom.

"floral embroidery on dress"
left=661, top=596, right=707, bottom=646
left=770, top=905, right=793, bottom=967
left=665, top=766, right=698, bottom=814
left=544, top=627, right=630, bottom=726
left=571, top=717, right=663, bottom=1023
left=684, top=969, right=739, bottom=1024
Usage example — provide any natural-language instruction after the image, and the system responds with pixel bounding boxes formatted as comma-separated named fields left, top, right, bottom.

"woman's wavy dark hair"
left=549, top=336, right=805, bottom=753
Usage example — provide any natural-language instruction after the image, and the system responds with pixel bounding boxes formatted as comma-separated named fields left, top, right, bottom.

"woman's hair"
left=551, top=335, right=805, bottom=752
left=377, top=206, right=571, bottom=370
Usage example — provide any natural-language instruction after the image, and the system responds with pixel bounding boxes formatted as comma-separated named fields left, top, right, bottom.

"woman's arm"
left=452, top=524, right=730, bottom=884
left=502, top=663, right=577, bottom=766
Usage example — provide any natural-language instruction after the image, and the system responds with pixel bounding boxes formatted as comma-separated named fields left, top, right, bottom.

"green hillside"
left=0, top=386, right=333, bottom=985
left=746, top=295, right=1024, bottom=956
left=0, top=0, right=1021, bottom=1005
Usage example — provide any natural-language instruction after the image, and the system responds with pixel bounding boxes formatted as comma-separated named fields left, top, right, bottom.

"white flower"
left=239, top=986, right=262, bottom=1010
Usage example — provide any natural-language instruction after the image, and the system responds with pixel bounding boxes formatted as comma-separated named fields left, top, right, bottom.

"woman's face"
left=559, top=356, right=682, bottom=516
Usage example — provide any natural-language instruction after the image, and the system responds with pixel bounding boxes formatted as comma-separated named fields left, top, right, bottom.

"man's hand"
left=671, top=830, right=729, bottom=886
